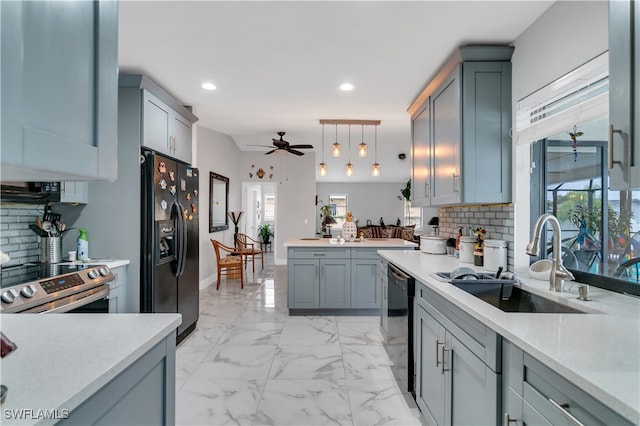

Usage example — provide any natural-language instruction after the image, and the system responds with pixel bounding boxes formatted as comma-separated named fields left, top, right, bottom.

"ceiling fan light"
left=319, top=162, right=327, bottom=176
left=358, top=142, right=367, bottom=157
left=332, top=143, right=341, bottom=157
left=345, top=162, right=354, bottom=177
left=371, top=162, right=381, bottom=177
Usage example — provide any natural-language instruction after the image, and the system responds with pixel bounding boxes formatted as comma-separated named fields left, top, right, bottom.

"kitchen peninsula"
left=1, top=313, right=180, bottom=425
left=285, top=238, right=416, bottom=314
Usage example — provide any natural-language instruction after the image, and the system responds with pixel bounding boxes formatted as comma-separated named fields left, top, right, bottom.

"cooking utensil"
left=42, top=221, right=55, bottom=236
left=29, top=224, right=48, bottom=237
left=35, top=216, right=43, bottom=229
left=495, top=266, right=504, bottom=280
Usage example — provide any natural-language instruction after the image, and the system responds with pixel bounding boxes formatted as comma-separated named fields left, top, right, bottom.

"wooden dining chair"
left=210, top=239, right=244, bottom=289
left=236, top=233, right=264, bottom=272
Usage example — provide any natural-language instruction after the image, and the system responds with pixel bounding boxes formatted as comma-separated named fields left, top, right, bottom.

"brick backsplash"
left=438, top=204, right=515, bottom=271
left=0, top=204, right=45, bottom=266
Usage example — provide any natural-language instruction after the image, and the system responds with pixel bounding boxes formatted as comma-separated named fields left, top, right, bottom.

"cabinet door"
left=108, top=266, right=127, bottom=313
left=351, top=258, right=379, bottom=309
left=609, top=0, right=640, bottom=190
left=287, top=259, right=319, bottom=309
left=60, top=182, right=89, bottom=204
left=171, top=113, right=193, bottom=164
left=415, top=304, right=446, bottom=426
left=447, top=332, right=499, bottom=426
left=143, top=90, right=171, bottom=155
left=379, top=260, right=388, bottom=336
left=504, top=388, right=524, bottom=426
left=412, top=102, right=432, bottom=206
left=430, top=67, right=462, bottom=206
left=1, top=0, right=118, bottom=181
left=319, top=259, right=350, bottom=309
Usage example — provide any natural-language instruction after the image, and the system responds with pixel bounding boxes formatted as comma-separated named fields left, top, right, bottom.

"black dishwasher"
left=384, top=263, right=415, bottom=398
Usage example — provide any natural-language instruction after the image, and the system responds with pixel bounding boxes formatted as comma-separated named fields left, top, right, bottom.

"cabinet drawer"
left=288, top=247, right=350, bottom=259
left=351, top=248, right=380, bottom=259
left=416, top=281, right=500, bottom=372
left=523, top=354, right=632, bottom=426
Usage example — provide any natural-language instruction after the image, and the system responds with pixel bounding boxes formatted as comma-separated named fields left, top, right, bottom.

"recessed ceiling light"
left=201, top=82, right=217, bottom=91
left=340, top=83, right=354, bottom=92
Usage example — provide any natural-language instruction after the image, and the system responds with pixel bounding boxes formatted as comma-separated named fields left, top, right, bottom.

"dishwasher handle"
left=388, top=263, right=410, bottom=281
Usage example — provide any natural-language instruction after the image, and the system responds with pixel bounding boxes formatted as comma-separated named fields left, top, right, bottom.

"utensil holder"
left=40, top=237, right=62, bottom=263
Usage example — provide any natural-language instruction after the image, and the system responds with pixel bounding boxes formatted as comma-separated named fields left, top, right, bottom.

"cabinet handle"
left=608, top=124, right=624, bottom=169
left=435, top=339, right=443, bottom=367
left=313, top=252, right=326, bottom=256
left=452, top=173, right=460, bottom=193
left=424, top=182, right=429, bottom=198
left=503, top=413, right=517, bottom=426
left=441, top=345, right=450, bottom=374
left=548, top=398, right=585, bottom=426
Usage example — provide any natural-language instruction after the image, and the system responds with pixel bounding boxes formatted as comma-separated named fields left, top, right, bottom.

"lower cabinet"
left=351, top=258, right=379, bottom=309
left=60, top=330, right=176, bottom=425
left=502, top=340, right=633, bottom=426
left=108, top=265, right=127, bottom=313
left=318, top=259, right=350, bottom=309
left=415, top=281, right=500, bottom=426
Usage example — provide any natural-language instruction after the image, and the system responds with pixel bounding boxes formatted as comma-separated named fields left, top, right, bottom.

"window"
left=404, top=201, right=422, bottom=227
left=328, top=194, right=347, bottom=227
left=264, top=194, right=275, bottom=221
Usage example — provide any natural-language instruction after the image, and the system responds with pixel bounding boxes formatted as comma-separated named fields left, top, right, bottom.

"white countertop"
left=378, top=250, right=640, bottom=424
left=57, top=259, right=130, bottom=269
left=0, top=313, right=181, bottom=425
left=284, top=237, right=418, bottom=248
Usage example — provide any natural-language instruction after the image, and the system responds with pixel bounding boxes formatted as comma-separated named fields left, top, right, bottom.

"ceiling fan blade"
left=288, top=144, right=313, bottom=149
left=287, top=149, right=305, bottom=156
left=264, top=149, right=277, bottom=155
left=247, top=144, right=275, bottom=148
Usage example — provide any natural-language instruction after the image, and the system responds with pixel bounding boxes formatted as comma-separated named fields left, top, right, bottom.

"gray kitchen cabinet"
left=60, top=331, right=176, bottom=425
left=502, top=340, right=633, bottom=426
left=609, top=0, right=640, bottom=190
left=1, top=0, right=118, bottom=181
left=408, top=46, right=513, bottom=206
left=288, top=258, right=320, bottom=309
left=319, top=259, right=351, bottom=309
left=120, top=74, right=198, bottom=164
left=411, top=102, right=432, bottom=206
left=108, top=265, right=127, bottom=313
left=60, top=182, right=89, bottom=204
left=378, top=258, right=389, bottom=337
left=415, top=280, right=501, bottom=426
left=351, top=258, right=379, bottom=309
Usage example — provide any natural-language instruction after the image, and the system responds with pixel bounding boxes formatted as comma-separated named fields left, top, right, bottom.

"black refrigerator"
left=141, top=149, right=199, bottom=343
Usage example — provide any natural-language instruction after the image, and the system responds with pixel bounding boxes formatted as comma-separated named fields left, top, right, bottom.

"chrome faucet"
left=526, top=214, right=575, bottom=292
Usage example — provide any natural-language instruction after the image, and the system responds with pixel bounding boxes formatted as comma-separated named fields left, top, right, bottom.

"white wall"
left=316, top=182, right=407, bottom=231
left=511, top=0, right=608, bottom=271
left=239, top=152, right=317, bottom=264
left=196, top=126, right=243, bottom=288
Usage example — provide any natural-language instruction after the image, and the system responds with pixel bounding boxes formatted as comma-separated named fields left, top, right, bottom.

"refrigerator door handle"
left=172, top=201, right=183, bottom=277
left=178, top=203, right=188, bottom=277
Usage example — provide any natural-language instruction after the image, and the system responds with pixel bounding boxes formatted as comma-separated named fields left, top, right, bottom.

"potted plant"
left=258, top=223, right=274, bottom=245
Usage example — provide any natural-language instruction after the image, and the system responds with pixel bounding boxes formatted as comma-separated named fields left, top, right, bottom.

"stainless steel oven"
left=384, top=262, right=416, bottom=398
left=0, top=263, right=113, bottom=314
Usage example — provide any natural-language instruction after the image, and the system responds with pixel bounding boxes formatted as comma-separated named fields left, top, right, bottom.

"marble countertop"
left=377, top=250, right=640, bottom=424
left=0, top=313, right=181, bottom=425
left=55, top=259, right=130, bottom=269
left=284, top=238, right=417, bottom=248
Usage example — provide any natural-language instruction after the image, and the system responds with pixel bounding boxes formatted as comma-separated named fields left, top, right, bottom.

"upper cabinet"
left=1, top=0, right=118, bottom=181
left=121, top=74, right=198, bottom=165
left=408, top=46, right=513, bottom=206
left=609, top=0, right=640, bottom=190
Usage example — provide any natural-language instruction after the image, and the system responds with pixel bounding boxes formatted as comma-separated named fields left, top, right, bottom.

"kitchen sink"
left=450, top=283, right=586, bottom=314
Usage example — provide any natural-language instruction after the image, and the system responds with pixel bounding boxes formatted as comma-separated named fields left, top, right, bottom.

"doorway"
left=242, top=182, right=277, bottom=250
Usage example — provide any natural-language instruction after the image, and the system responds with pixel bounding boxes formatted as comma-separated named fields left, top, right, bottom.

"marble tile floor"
left=176, top=252, right=425, bottom=426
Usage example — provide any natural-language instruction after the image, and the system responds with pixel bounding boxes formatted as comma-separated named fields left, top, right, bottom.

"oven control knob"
left=1, top=289, right=18, bottom=304
left=98, top=267, right=110, bottom=277
left=87, top=270, right=99, bottom=279
left=20, top=284, right=37, bottom=298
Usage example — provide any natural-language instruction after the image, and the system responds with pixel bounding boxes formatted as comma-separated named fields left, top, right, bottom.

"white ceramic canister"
left=459, top=236, right=477, bottom=263
left=484, top=239, right=508, bottom=271
left=420, top=236, right=447, bottom=254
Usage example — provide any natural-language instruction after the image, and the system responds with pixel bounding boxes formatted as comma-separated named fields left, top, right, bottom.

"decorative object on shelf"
left=228, top=211, right=244, bottom=248
left=568, top=125, right=584, bottom=162
left=258, top=223, right=274, bottom=246
left=209, top=172, right=230, bottom=233
left=342, top=212, right=357, bottom=241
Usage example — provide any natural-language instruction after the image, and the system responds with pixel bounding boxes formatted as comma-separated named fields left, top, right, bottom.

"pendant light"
left=371, top=125, right=381, bottom=177
left=345, top=124, right=354, bottom=177
left=331, top=124, right=341, bottom=157
left=358, top=124, right=367, bottom=157
left=319, top=124, right=327, bottom=176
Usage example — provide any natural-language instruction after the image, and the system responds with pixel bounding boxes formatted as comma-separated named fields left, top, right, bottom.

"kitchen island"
left=285, top=238, right=416, bottom=314
left=378, top=249, right=640, bottom=425
left=0, top=313, right=180, bottom=425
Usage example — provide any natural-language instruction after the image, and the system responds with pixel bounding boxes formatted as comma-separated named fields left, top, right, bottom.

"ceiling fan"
left=250, top=132, right=313, bottom=156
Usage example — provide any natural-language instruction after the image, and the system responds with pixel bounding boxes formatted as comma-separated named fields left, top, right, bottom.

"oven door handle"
left=30, top=287, right=110, bottom=314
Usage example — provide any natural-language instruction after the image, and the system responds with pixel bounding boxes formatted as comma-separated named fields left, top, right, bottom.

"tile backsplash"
left=437, top=204, right=515, bottom=270
left=0, top=204, right=45, bottom=266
